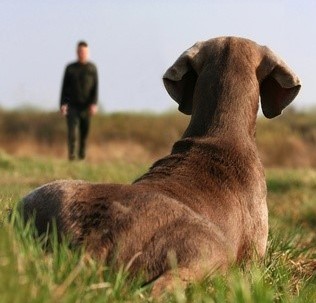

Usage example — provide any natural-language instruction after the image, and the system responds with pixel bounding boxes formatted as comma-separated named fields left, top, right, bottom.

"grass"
left=1, top=150, right=316, bottom=302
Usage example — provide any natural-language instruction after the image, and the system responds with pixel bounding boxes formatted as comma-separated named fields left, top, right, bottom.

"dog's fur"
left=20, top=37, right=301, bottom=295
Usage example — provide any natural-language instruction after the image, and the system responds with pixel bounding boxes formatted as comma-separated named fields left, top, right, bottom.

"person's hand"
left=60, top=104, right=68, bottom=116
left=89, top=104, right=98, bottom=116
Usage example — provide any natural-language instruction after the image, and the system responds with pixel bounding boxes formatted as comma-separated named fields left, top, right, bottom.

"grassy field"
left=0, top=150, right=316, bottom=302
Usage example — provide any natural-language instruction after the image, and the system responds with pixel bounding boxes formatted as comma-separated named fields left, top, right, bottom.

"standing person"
left=60, top=41, right=98, bottom=160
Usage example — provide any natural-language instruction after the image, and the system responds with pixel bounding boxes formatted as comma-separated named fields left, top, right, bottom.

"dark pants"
left=66, top=107, right=90, bottom=160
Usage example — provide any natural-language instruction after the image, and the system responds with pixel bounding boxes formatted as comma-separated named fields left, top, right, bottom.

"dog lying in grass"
left=20, top=36, right=301, bottom=296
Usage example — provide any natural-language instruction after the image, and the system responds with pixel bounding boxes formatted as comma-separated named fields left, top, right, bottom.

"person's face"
left=77, top=46, right=89, bottom=63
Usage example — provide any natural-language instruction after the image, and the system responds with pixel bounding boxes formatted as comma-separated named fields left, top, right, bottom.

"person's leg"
left=78, top=110, right=90, bottom=160
left=66, top=108, right=79, bottom=160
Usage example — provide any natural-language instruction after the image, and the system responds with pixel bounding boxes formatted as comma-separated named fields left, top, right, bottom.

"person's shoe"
left=69, top=154, right=75, bottom=161
left=78, top=152, right=85, bottom=160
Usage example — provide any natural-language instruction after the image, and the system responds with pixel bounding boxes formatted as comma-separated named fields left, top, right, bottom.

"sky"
left=0, top=0, right=315, bottom=113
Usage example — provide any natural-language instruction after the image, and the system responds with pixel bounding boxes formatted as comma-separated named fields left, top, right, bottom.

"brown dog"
left=20, top=37, right=301, bottom=295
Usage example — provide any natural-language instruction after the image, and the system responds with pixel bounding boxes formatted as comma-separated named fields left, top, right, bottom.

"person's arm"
left=60, top=66, right=70, bottom=115
left=89, top=65, right=98, bottom=115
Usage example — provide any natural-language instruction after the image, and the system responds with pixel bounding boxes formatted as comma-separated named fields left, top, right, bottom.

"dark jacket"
left=60, top=61, right=98, bottom=110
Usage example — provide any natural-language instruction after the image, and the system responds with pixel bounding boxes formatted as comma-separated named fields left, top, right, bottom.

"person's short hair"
left=77, top=41, right=88, bottom=48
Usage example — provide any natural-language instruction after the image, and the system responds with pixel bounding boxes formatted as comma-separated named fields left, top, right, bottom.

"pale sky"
left=0, top=0, right=315, bottom=112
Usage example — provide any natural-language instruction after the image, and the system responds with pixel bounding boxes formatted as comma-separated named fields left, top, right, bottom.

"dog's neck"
left=182, top=75, right=260, bottom=142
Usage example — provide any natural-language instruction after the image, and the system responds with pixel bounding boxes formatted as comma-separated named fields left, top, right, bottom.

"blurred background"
left=1, top=109, right=316, bottom=168
left=0, top=0, right=316, bottom=166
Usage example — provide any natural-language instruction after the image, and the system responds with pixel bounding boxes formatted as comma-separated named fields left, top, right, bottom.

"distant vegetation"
left=0, top=108, right=316, bottom=167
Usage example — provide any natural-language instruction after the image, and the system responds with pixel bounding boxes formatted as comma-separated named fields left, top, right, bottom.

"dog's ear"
left=163, top=44, right=201, bottom=115
left=260, top=48, right=301, bottom=118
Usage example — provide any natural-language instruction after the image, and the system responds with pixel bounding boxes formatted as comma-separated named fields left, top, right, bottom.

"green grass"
left=1, top=151, right=316, bottom=302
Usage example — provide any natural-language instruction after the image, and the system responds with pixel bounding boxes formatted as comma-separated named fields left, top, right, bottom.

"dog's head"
left=163, top=37, right=301, bottom=118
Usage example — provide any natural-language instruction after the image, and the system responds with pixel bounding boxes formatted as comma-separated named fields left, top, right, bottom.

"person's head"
left=77, top=41, right=89, bottom=64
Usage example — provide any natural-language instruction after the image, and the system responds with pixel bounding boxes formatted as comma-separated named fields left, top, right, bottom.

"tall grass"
left=1, top=108, right=316, bottom=166
left=0, top=151, right=316, bottom=302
